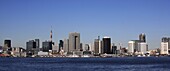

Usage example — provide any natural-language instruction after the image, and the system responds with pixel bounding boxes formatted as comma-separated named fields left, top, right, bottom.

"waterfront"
left=0, top=57, right=170, bottom=71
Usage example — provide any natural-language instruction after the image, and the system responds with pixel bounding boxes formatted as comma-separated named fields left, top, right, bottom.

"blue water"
left=0, top=57, right=170, bottom=71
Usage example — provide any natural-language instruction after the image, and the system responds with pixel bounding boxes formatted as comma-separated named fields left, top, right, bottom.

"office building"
left=161, top=37, right=170, bottom=55
left=112, top=45, right=117, bottom=54
left=42, top=41, right=52, bottom=52
left=26, top=39, right=40, bottom=56
left=80, top=43, right=83, bottom=51
left=59, top=40, right=64, bottom=52
left=63, top=39, right=69, bottom=52
left=138, top=42, right=148, bottom=54
left=102, top=36, right=111, bottom=54
left=84, top=44, right=90, bottom=51
left=128, top=41, right=135, bottom=53
left=69, top=32, right=80, bottom=52
left=99, top=40, right=103, bottom=53
left=26, top=40, right=36, bottom=56
left=139, top=33, right=146, bottom=42
left=4, top=40, right=11, bottom=47
left=35, top=39, right=40, bottom=49
left=94, top=39, right=99, bottom=54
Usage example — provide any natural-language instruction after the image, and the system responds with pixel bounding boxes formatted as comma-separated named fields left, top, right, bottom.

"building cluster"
left=128, top=33, right=148, bottom=56
left=0, top=31, right=170, bottom=57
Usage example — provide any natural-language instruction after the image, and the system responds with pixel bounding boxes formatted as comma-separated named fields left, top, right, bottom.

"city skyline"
left=1, top=0, right=170, bottom=49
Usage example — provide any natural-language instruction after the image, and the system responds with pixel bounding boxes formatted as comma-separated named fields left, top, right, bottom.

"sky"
left=0, top=0, right=170, bottom=50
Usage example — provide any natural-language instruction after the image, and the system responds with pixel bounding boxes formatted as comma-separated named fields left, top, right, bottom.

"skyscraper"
left=42, top=41, right=52, bottom=52
left=139, top=33, right=146, bottom=42
left=69, top=32, right=80, bottom=52
left=63, top=39, right=69, bottom=52
left=4, top=40, right=11, bottom=47
left=26, top=40, right=36, bottom=56
left=94, top=39, right=99, bottom=54
left=128, top=41, right=135, bottom=53
left=59, top=40, right=64, bottom=52
left=138, top=42, right=148, bottom=54
left=35, top=39, right=40, bottom=49
left=161, top=37, right=170, bottom=55
left=102, top=36, right=111, bottom=54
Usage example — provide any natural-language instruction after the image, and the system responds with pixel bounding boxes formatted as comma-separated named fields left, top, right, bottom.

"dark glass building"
left=42, top=41, right=52, bottom=52
left=59, top=40, right=64, bottom=52
left=102, top=37, right=111, bottom=54
left=26, top=40, right=36, bottom=56
left=4, top=40, right=11, bottom=47
left=35, top=39, right=40, bottom=49
left=112, top=46, right=117, bottom=54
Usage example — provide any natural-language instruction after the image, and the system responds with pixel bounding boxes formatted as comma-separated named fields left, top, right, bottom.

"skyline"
left=1, top=0, right=170, bottom=49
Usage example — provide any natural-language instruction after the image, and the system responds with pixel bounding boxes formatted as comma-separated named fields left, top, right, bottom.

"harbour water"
left=0, top=57, right=170, bottom=71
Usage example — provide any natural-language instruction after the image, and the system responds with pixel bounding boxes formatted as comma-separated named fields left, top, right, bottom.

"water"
left=0, top=57, right=170, bottom=71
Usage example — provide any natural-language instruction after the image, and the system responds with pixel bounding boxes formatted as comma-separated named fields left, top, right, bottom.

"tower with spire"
left=50, top=26, right=52, bottom=42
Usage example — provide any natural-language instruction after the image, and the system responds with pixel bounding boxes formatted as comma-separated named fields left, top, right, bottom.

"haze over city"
left=0, top=0, right=170, bottom=50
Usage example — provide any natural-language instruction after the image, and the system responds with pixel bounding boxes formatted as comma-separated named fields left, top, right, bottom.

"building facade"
left=69, top=32, right=80, bottom=52
left=138, top=42, right=147, bottom=54
left=102, top=37, right=111, bottom=54
left=128, top=41, right=135, bottom=53
left=63, top=39, right=69, bottom=52
left=94, top=39, right=99, bottom=54
left=42, top=41, right=52, bottom=52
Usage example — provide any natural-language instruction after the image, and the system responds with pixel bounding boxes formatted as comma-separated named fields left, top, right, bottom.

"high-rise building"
left=112, top=46, right=117, bottom=54
left=139, top=33, right=146, bottom=42
left=63, top=39, right=69, bottom=52
left=59, top=40, right=64, bottom=52
left=102, top=36, right=111, bottom=54
left=161, top=37, right=170, bottom=55
left=26, top=39, right=40, bottom=56
left=26, top=40, right=36, bottom=56
left=99, top=40, right=103, bottom=53
left=84, top=44, right=90, bottom=51
left=128, top=41, right=135, bottom=53
left=80, top=43, right=83, bottom=51
left=69, top=32, right=80, bottom=52
left=4, top=40, right=11, bottom=47
left=161, top=42, right=168, bottom=55
left=42, top=41, right=52, bottom=52
left=94, top=39, right=99, bottom=54
left=35, top=39, right=40, bottom=49
left=138, top=42, right=148, bottom=54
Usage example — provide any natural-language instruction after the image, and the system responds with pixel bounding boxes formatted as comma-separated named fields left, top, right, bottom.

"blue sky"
left=0, top=0, right=170, bottom=50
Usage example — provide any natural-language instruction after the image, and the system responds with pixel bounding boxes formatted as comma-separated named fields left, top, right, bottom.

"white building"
left=161, top=42, right=169, bottom=55
left=138, top=42, right=147, bottom=54
left=128, top=41, right=135, bottom=53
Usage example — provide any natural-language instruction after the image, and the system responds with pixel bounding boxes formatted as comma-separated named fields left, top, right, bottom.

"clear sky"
left=0, top=0, right=170, bottom=50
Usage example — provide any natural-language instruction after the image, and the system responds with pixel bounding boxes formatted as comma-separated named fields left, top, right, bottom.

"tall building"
left=63, top=39, right=69, bottom=52
left=4, top=40, right=11, bottom=47
left=42, top=41, right=52, bottom=52
left=102, top=36, right=111, bottom=54
left=26, top=40, right=36, bottom=56
left=99, top=40, right=103, bottom=53
left=84, top=44, right=90, bottom=51
left=138, top=42, right=148, bottom=54
left=139, top=33, right=146, bottom=42
left=112, top=45, right=117, bottom=54
left=59, top=40, right=64, bottom=52
left=69, top=32, right=80, bottom=52
left=94, top=39, right=99, bottom=54
left=80, top=43, right=83, bottom=51
left=128, top=41, right=135, bottom=53
left=35, top=39, right=40, bottom=49
left=161, top=37, right=170, bottom=55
